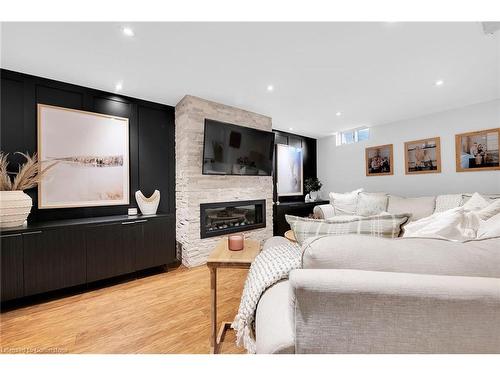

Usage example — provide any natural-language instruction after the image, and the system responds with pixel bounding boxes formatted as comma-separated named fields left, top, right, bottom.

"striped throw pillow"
left=286, top=213, right=411, bottom=245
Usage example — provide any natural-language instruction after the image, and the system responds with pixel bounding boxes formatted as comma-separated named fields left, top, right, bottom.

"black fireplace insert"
left=200, top=199, right=266, bottom=239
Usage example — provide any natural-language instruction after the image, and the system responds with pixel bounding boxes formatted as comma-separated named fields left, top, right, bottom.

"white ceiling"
left=1, top=22, right=499, bottom=138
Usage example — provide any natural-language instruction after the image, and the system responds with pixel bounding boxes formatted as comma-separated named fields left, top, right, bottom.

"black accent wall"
left=0, top=69, right=175, bottom=223
left=272, top=129, right=318, bottom=203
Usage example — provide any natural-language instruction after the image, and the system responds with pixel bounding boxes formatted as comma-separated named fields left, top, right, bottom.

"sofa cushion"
left=402, top=208, right=479, bottom=241
left=356, top=192, right=388, bottom=216
left=255, top=280, right=294, bottom=354
left=328, top=188, right=363, bottom=215
left=435, top=194, right=463, bottom=213
left=477, top=199, right=500, bottom=221
left=286, top=213, right=409, bottom=245
left=477, top=212, right=500, bottom=239
left=301, top=234, right=500, bottom=278
left=462, top=192, right=492, bottom=211
left=387, top=195, right=435, bottom=221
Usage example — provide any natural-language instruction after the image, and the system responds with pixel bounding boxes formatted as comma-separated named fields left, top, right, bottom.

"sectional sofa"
left=255, top=192, right=500, bottom=353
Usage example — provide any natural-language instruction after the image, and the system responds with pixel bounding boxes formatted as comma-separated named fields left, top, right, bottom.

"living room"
left=1, top=1, right=500, bottom=373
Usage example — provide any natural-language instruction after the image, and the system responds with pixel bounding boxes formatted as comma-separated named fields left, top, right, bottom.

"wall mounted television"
left=202, top=119, right=275, bottom=176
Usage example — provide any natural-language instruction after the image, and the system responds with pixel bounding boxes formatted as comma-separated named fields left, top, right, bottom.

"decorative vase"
left=310, top=191, right=319, bottom=201
left=135, top=190, right=160, bottom=215
left=0, top=191, right=33, bottom=228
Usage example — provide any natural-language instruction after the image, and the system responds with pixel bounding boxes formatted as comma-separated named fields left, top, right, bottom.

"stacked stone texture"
left=175, top=95, right=274, bottom=267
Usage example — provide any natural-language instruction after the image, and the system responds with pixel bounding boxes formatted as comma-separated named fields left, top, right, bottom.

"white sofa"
left=255, top=192, right=500, bottom=354
left=313, top=192, right=500, bottom=222
left=255, top=235, right=500, bottom=354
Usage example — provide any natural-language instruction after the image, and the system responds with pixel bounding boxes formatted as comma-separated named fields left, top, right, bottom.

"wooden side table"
left=206, top=238, right=261, bottom=354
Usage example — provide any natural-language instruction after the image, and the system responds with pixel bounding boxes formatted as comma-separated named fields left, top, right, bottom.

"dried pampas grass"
left=0, top=152, right=12, bottom=190
left=0, top=152, right=57, bottom=191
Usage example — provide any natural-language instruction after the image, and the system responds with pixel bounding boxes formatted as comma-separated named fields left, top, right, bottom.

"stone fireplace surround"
left=175, top=95, right=274, bottom=267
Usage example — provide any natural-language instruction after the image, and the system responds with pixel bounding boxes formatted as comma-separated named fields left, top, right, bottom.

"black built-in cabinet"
left=0, top=69, right=175, bottom=221
left=0, top=69, right=176, bottom=304
left=1, top=214, right=175, bottom=302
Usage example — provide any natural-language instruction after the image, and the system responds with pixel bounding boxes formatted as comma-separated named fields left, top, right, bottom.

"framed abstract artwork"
left=276, top=144, right=303, bottom=196
left=455, top=128, right=500, bottom=172
left=404, top=137, right=441, bottom=174
left=365, top=144, right=394, bottom=176
left=37, top=104, right=130, bottom=209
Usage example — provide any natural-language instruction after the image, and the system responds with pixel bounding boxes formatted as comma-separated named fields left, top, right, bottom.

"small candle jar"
left=228, top=233, right=244, bottom=251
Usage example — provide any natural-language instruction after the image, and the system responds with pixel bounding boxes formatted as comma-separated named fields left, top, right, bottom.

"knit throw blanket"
left=231, top=239, right=301, bottom=353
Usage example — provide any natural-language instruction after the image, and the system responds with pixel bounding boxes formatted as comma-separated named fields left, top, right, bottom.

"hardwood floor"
left=0, top=266, right=248, bottom=354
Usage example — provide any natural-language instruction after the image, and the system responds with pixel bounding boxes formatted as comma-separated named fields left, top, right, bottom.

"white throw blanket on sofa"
left=232, top=238, right=301, bottom=353
left=404, top=199, right=500, bottom=241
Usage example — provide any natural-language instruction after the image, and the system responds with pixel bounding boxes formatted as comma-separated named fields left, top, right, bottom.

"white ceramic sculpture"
left=0, top=191, right=32, bottom=228
left=135, top=190, right=160, bottom=215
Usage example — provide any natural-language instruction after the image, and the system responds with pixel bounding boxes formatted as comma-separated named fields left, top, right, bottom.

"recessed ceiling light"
left=435, top=79, right=444, bottom=87
left=267, top=85, right=274, bottom=92
left=122, top=27, right=135, bottom=37
left=115, top=82, right=123, bottom=92
left=289, top=127, right=293, bottom=131
left=335, top=111, right=342, bottom=117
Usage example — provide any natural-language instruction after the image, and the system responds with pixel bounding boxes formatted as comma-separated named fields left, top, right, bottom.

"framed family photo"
left=404, top=137, right=441, bottom=174
left=455, top=128, right=500, bottom=172
left=365, top=144, right=393, bottom=176
left=37, top=104, right=130, bottom=209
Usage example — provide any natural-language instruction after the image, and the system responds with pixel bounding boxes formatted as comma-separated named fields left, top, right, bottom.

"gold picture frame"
left=37, top=104, right=130, bottom=209
left=404, top=137, right=441, bottom=175
left=365, top=144, right=394, bottom=176
left=455, top=128, right=500, bottom=172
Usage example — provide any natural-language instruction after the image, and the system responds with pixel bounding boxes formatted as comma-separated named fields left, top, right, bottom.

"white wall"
left=318, top=100, right=500, bottom=198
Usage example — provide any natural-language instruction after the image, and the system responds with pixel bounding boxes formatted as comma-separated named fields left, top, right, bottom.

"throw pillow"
left=328, top=188, right=363, bottom=215
left=477, top=199, right=500, bottom=221
left=285, top=213, right=410, bottom=245
left=435, top=194, right=463, bottom=213
left=387, top=195, right=436, bottom=221
left=402, top=207, right=479, bottom=241
left=477, top=212, right=500, bottom=239
left=356, top=192, right=388, bottom=216
left=462, top=192, right=491, bottom=211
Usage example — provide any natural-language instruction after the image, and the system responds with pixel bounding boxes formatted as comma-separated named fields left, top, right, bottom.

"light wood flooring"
left=0, top=266, right=248, bottom=354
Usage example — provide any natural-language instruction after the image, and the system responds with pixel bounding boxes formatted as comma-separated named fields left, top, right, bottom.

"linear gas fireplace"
left=200, top=199, right=266, bottom=239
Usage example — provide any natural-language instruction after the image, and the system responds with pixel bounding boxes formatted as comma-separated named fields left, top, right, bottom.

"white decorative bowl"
left=0, top=191, right=33, bottom=228
left=135, top=190, right=160, bottom=215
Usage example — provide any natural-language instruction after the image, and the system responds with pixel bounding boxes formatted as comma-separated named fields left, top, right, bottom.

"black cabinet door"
left=1, top=233, right=24, bottom=302
left=86, top=222, right=135, bottom=282
left=23, top=229, right=86, bottom=296
left=136, top=216, right=175, bottom=270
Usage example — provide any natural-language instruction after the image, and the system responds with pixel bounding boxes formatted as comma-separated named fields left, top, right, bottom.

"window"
left=357, top=127, right=370, bottom=141
left=341, top=130, right=355, bottom=144
left=337, top=127, right=370, bottom=145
